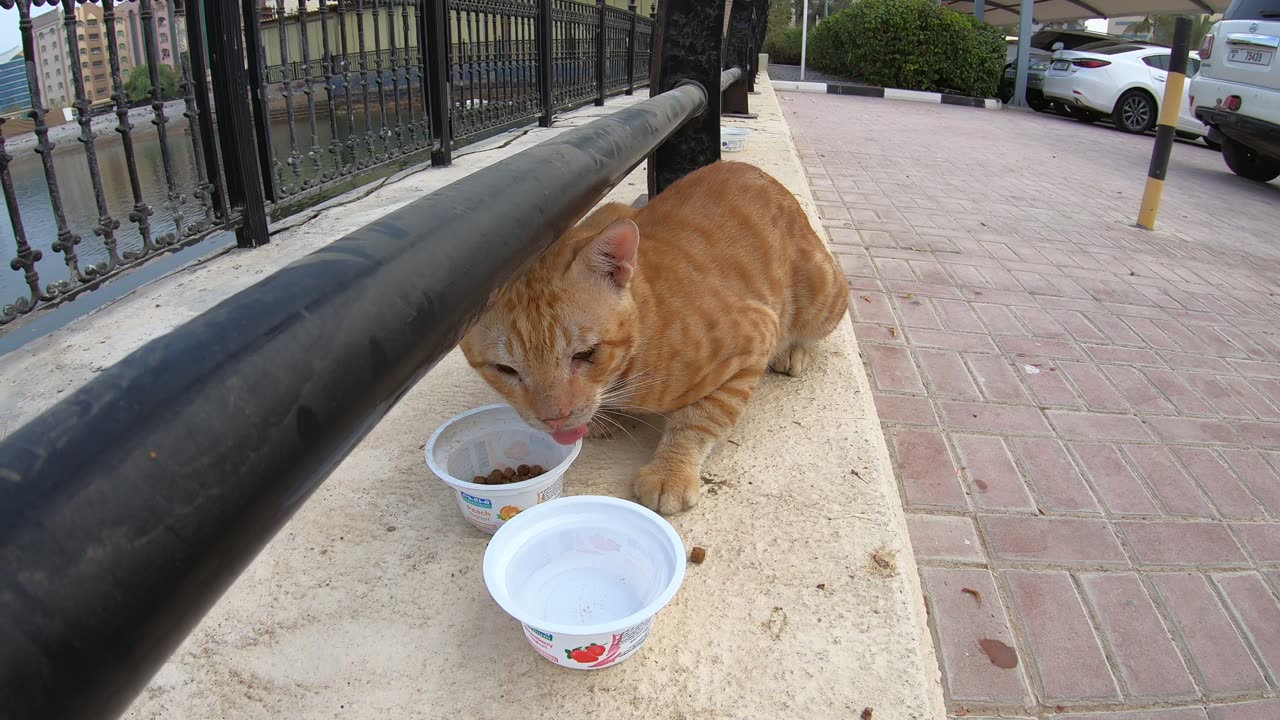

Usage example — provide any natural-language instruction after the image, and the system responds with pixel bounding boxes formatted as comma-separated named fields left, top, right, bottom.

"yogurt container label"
left=522, top=617, right=654, bottom=670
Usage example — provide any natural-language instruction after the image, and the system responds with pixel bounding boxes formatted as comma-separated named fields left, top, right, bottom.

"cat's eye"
left=572, top=346, right=598, bottom=363
left=493, top=363, right=519, bottom=377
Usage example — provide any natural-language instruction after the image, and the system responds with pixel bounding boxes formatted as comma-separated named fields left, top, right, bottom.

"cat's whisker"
left=593, top=412, right=641, bottom=448
left=600, top=408, right=665, bottom=435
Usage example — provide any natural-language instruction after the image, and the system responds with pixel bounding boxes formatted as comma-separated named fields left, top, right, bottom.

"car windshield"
left=1223, top=0, right=1280, bottom=19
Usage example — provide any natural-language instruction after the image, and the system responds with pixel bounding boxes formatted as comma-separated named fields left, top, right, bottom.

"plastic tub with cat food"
left=425, top=404, right=582, bottom=534
left=484, top=495, right=687, bottom=670
left=721, top=126, right=750, bottom=152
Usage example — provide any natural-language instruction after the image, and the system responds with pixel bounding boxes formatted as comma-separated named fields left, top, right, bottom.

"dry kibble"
left=530, top=464, right=544, bottom=476
left=503, top=467, right=516, bottom=480
left=487, top=469, right=504, bottom=484
left=517, top=464, right=531, bottom=476
left=689, top=546, right=707, bottom=564
left=473, top=475, right=488, bottom=485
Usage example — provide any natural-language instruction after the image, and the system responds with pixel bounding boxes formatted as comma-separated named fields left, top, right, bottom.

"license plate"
left=1052, top=60, right=1070, bottom=70
left=1229, top=47, right=1274, bottom=66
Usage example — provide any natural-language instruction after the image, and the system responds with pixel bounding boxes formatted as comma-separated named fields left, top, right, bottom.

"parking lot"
left=785, top=91, right=1280, bottom=718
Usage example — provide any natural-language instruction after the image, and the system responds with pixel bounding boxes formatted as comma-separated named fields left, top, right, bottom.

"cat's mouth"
left=549, top=425, right=589, bottom=445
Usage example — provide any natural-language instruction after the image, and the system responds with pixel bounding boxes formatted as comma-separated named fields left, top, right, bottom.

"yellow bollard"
left=1137, top=16, right=1193, bottom=231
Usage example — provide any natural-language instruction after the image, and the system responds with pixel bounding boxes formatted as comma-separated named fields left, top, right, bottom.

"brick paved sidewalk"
left=782, top=92, right=1280, bottom=720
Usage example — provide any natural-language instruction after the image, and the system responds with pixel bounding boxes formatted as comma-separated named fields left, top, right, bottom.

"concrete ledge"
left=773, top=79, right=1001, bottom=110
left=2, top=77, right=942, bottom=719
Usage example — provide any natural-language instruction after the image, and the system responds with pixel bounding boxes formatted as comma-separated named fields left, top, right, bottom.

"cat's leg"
left=768, top=341, right=812, bottom=378
left=635, top=364, right=765, bottom=514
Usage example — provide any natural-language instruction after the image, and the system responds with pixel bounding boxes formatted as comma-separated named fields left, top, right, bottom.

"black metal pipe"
left=721, top=66, right=743, bottom=93
left=0, top=82, right=707, bottom=720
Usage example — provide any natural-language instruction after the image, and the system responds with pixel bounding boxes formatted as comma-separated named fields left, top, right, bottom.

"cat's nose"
left=542, top=414, right=572, bottom=429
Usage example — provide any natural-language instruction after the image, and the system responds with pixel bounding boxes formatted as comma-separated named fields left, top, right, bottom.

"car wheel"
left=1203, top=137, right=1221, bottom=151
left=1028, top=98, right=1050, bottom=113
left=1111, top=90, right=1156, bottom=134
left=1221, top=136, right=1280, bottom=182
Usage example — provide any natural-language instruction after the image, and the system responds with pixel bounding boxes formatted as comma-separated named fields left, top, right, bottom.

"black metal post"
left=183, top=0, right=229, bottom=220
left=424, top=0, right=453, bottom=165
left=1137, top=16, right=1192, bottom=230
left=206, top=0, right=268, bottom=247
left=239, top=0, right=277, bottom=211
left=722, top=0, right=753, bottom=115
left=626, top=1, right=637, bottom=95
left=0, top=82, right=707, bottom=720
left=537, top=0, right=554, bottom=126
left=595, top=0, right=607, bottom=106
left=647, top=0, right=726, bottom=197
left=749, top=0, right=769, bottom=92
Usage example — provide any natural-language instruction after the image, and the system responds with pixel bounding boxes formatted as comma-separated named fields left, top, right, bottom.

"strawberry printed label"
left=521, top=617, right=655, bottom=671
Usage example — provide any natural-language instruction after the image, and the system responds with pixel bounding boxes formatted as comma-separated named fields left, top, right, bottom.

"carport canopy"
left=942, top=0, right=1234, bottom=108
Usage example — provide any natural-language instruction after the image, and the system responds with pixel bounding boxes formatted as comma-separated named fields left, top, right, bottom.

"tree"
left=1041, top=20, right=1089, bottom=31
left=124, top=64, right=180, bottom=103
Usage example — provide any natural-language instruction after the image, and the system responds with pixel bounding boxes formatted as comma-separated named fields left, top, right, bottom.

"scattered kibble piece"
left=487, top=469, right=504, bottom=484
left=517, top=464, right=531, bottom=475
left=689, top=546, right=707, bottom=564
left=861, top=708, right=873, bottom=720
left=530, top=464, right=544, bottom=476
left=817, top=583, right=826, bottom=590
left=503, top=467, right=516, bottom=480
left=473, top=475, right=488, bottom=485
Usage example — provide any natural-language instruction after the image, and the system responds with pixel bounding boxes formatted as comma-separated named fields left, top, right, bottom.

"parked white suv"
left=1190, top=0, right=1280, bottom=182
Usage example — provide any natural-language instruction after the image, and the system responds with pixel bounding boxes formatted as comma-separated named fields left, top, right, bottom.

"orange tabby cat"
left=460, top=161, right=849, bottom=514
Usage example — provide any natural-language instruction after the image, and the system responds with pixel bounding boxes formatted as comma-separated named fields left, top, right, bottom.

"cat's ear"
left=575, top=219, right=639, bottom=289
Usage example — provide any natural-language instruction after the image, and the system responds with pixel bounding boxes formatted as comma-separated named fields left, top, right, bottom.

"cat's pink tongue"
left=550, top=425, right=589, bottom=445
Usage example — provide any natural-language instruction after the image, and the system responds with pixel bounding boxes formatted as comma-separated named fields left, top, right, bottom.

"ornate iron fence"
left=0, top=0, right=656, bottom=330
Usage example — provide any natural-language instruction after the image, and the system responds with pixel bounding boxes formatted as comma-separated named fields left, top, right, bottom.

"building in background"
left=0, top=46, right=31, bottom=114
left=28, top=2, right=181, bottom=110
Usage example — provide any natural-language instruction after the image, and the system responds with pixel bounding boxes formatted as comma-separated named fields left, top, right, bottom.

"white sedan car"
left=1043, top=43, right=1214, bottom=144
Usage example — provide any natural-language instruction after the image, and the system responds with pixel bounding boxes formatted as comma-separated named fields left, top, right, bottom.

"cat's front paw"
left=634, top=464, right=700, bottom=515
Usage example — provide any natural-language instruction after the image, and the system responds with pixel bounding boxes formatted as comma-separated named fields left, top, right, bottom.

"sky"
left=0, top=4, right=59, bottom=55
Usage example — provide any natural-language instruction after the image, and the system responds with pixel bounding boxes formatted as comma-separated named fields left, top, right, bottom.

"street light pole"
left=800, top=0, right=810, bottom=80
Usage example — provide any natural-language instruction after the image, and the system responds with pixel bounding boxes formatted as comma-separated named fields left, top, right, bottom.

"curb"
left=771, top=79, right=1001, bottom=110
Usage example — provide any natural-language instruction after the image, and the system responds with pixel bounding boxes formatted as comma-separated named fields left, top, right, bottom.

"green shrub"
left=765, top=26, right=806, bottom=66
left=808, top=0, right=1006, bottom=98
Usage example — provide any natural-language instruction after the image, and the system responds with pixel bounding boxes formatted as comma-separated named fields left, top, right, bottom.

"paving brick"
left=1208, top=700, right=1280, bottom=720
left=1004, top=571, right=1120, bottom=702
left=918, top=349, right=981, bottom=399
left=1010, top=438, right=1099, bottom=513
left=1218, top=375, right=1280, bottom=421
left=1234, top=420, right=1280, bottom=449
left=1048, top=411, right=1151, bottom=442
left=1021, top=362, right=1081, bottom=406
left=966, top=354, right=1032, bottom=404
left=852, top=323, right=902, bottom=343
left=1144, top=369, right=1218, bottom=416
left=1086, top=345, right=1165, bottom=366
left=910, top=261, right=953, bottom=286
left=953, top=435, right=1035, bottom=511
left=1251, top=377, right=1280, bottom=408
left=1074, top=443, right=1160, bottom=515
left=1154, top=319, right=1215, bottom=355
left=906, top=513, right=984, bottom=562
left=1067, top=711, right=1208, bottom=720
left=1123, top=445, right=1216, bottom=517
left=933, top=299, right=985, bottom=333
left=1219, top=449, right=1280, bottom=516
left=1104, top=366, right=1176, bottom=414
left=1012, top=307, right=1070, bottom=340
left=1149, top=417, right=1243, bottom=445
left=983, top=516, right=1126, bottom=564
left=1151, top=573, right=1268, bottom=696
left=863, top=344, right=925, bottom=393
left=874, top=393, right=936, bottom=426
left=1214, top=572, right=1280, bottom=686
left=893, top=429, right=964, bottom=509
left=1000, top=336, right=1087, bottom=360
left=1172, top=447, right=1267, bottom=519
left=1054, top=311, right=1108, bottom=344
left=895, top=294, right=944, bottom=329
left=906, top=329, right=999, bottom=354
left=1058, top=362, right=1128, bottom=412
left=1120, top=521, right=1247, bottom=566
left=941, top=402, right=1052, bottom=435
left=850, top=292, right=898, bottom=325
left=1219, top=327, right=1277, bottom=361
left=1086, top=312, right=1145, bottom=346
left=849, top=276, right=886, bottom=292
left=1079, top=573, right=1198, bottom=700
left=888, top=279, right=964, bottom=299
left=1232, top=523, right=1280, bottom=562
left=974, top=303, right=1026, bottom=335
left=920, top=567, right=1032, bottom=705
left=1232, top=359, right=1280, bottom=379
left=1163, top=350, right=1235, bottom=373
left=946, top=262, right=989, bottom=288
